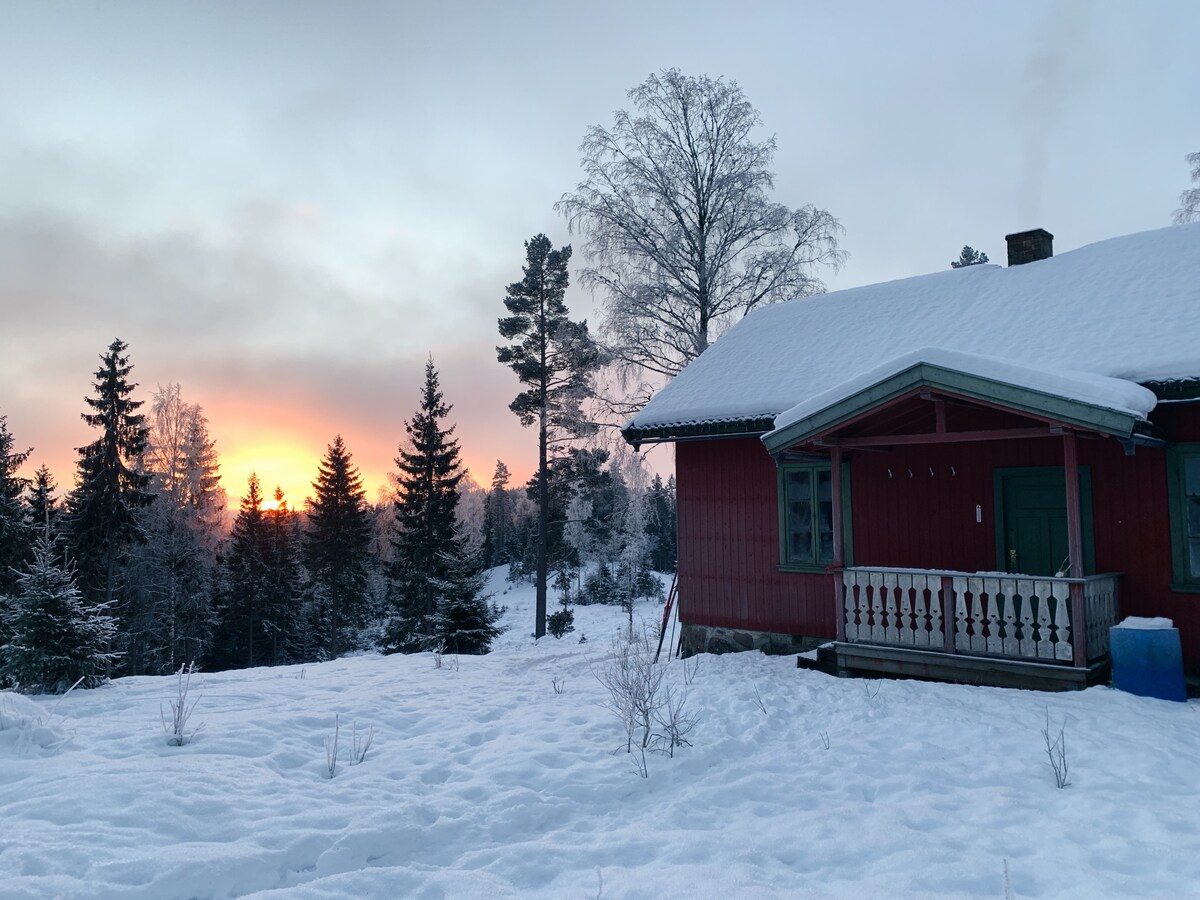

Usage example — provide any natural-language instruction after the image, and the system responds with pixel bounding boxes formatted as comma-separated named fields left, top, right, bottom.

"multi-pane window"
left=1168, top=446, right=1200, bottom=590
left=780, top=463, right=835, bottom=568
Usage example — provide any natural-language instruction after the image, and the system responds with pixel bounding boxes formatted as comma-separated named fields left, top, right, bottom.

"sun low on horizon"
left=218, top=441, right=320, bottom=511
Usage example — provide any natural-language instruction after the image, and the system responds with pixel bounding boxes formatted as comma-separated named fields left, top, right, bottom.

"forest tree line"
left=0, top=340, right=675, bottom=692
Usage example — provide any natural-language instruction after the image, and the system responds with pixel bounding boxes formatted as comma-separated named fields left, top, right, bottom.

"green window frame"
left=1167, top=444, right=1200, bottom=592
left=777, top=459, right=852, bottom=572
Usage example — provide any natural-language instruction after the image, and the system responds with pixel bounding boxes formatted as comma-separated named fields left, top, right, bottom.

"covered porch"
left=830, top=567, right=1119, bottom=689
left=764, top=349, right=1158, bottom=690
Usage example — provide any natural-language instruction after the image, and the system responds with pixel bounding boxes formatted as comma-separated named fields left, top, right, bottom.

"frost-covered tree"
left=126, top=385, right=224, bottom=673
left=65, top=339, right=154, bottom=674
left=557, top=68, right=843, bottom=402
left=497, top=234, right=602, bottom=638
left=0, top=529, right=117, bottom=692
left=951, top=246, right=989, bottom=268
left=1175, top=151, right=1200, bottom=225
left=613, top=449, right=662, bottom=618
left=388, top=359, right=498, bottom=654
left=456, top=476, right=487, bottom=560
left=304, top=435, right=373, bottom=658
left=0, top=416, right=33, bottom=597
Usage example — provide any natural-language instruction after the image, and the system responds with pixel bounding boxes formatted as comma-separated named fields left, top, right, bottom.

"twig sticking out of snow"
left=1042, top=708, right=1071, bottom=789
left=351, top=721, right=375, bottom=765
left=325, top=714, right=340, bottom=778
left=751, top=683, right=767, bottom=715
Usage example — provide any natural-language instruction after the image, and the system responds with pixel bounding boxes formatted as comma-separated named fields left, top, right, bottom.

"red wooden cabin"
left=624, top=225, right=1200, bottom=689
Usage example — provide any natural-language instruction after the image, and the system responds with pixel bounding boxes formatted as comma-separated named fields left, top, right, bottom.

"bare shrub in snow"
left=819, top=731, right=831, bottom=750
left=552, top=676, right=566, bottom=695
left=682, top=653, right=701, bottom=686
left=161, top=662, right=204, bottom=746
left=1042, top=709, right=1070, bottom=789
left=595, top=625, right=696, bottom=776
left=652, top=682, right=696, bottom=758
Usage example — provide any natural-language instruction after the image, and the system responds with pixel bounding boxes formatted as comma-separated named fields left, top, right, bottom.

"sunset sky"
left=2, top=1, right=1197, bottom=509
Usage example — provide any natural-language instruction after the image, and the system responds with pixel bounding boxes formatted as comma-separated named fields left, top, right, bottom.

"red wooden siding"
left=675, top=405, right=1200, bottom=672
left=676, top=438, right=835, bottom=638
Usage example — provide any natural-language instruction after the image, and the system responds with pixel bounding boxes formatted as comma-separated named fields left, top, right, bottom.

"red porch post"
left=831, top=445, right=846, bottom=642
left=1063, top=432, right=1087, bottom=666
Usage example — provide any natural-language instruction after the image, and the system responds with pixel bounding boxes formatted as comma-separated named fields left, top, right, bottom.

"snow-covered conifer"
left=0, top=530, right=117, bottom=692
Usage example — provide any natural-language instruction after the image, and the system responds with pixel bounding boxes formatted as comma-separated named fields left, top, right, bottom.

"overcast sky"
left=2, top=0, right=1197, bottom=506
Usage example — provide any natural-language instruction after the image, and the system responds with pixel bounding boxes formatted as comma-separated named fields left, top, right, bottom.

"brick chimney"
left=1005, top=228, right=1054, bottom=266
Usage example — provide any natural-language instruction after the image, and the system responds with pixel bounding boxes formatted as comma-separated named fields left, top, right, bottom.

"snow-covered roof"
left=764, top=347, right=1158, bottom=448
left=625, top=223, right=1200, bottom=439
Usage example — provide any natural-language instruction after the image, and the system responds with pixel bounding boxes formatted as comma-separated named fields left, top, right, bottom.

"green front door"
left=995, top=468, right=1094, bottom=577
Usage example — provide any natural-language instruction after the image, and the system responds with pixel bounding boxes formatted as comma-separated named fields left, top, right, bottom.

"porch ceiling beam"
left=815, top=426, right=1076, bottom=448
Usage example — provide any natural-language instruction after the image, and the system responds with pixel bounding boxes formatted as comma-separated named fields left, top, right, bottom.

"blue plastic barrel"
left=1110, top=617, right=1187, bottom=702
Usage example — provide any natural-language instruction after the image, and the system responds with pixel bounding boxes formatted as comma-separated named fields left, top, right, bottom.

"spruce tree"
left=26, top=466, right=61, bottom=535
left=304, top=436, right=373, bottom=658
left=388, top=359, right=498, bottom=654
left=0, top=416, right=33, bottom=597
left=263, top=487, right=302, bottom=663
left=65, top=339, right=154, bottom=673
left=0, top=529, right=117, bottom=692
left=481, top=460, right=513, bottom=568
left=214, top=474, right=264, bottom=668
left=646, top=474, right=678, bottom=572
left=497, top=234, right=601, bottom=638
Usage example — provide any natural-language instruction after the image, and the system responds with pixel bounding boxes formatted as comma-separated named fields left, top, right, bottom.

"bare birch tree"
left=1175, top=151, right=1200, bottom=225
left=557, top=69, right=844, bottom=408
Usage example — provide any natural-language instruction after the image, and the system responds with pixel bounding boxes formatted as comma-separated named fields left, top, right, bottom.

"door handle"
left=1008, top=548, right=1018, bottom=569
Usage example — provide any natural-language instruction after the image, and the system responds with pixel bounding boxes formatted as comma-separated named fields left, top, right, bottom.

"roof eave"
left=622, top=416, right=777, bottom=448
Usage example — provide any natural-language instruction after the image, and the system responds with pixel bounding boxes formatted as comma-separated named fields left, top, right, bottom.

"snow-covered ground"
left=2, top=569, right=1198, bottom=899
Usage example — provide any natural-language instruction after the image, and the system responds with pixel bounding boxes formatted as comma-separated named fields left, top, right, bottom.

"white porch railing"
left=839, top=567, right=1119, bottom=666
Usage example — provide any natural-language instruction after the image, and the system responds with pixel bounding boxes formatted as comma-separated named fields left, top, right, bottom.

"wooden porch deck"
left=824, top=566, right=1120, bottom=691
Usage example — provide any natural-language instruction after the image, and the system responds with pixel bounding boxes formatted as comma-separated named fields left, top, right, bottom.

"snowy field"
left=2, top=569, right=1199, bottom=899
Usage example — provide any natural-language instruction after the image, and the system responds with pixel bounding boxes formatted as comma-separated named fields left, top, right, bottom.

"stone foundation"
left=680, top=622, right=827, bottom=657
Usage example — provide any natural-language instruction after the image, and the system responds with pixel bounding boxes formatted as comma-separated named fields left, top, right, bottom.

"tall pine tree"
left=387, top=359, right=498, bottom=654
left=304, top=436, right=373, bottom=658
left=497, top=234, right=601, bottom=638
left=65, top=339, right=154, bottom=675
